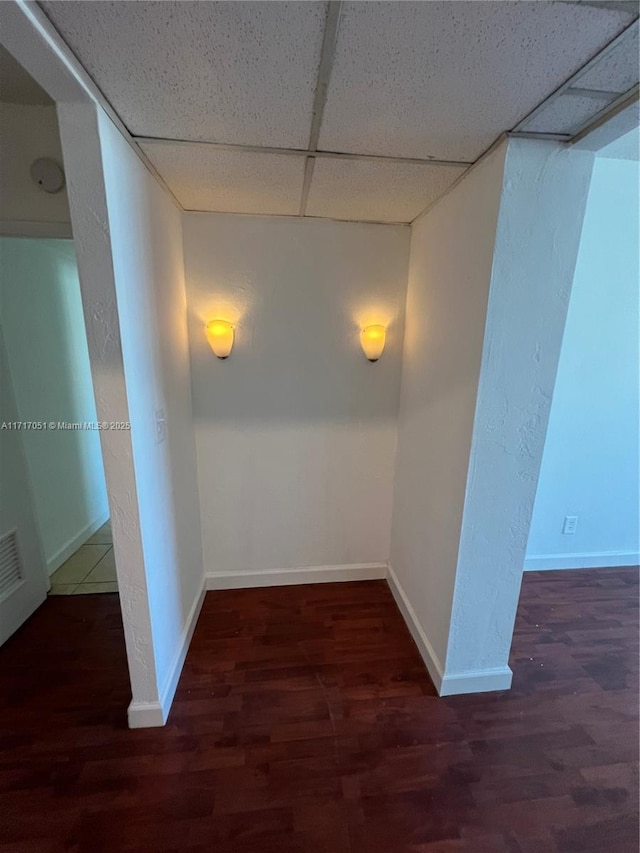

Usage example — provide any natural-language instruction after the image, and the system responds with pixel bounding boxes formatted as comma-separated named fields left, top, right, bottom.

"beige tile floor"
left=49, top=520, right=118, bottom=595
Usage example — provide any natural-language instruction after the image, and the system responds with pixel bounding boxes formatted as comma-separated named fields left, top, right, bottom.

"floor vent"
left=0, top=530, right=23, bottom=599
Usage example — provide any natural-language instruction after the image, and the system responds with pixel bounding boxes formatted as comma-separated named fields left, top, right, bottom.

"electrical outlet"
left=562, top=515, right=578, bottom=535
left=154, top=408, right=166, bottom=444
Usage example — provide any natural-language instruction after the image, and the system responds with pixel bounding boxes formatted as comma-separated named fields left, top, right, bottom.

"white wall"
left=525, top=156, right=640, bottom=570
left=390, top=139, right=595, bottom=695
left=97, top=112, right=204, bottom=720
left=1, top=6, right=203, bottom=726
left=445, top=140, right=594, bottom=689
left=58, top=102, right=160, bottom=724
left=183, top=213, right=410, bottom=584
left=389, top=144, right=507, bottom=682
left=0, top=102, right=70, bottom=231
left=0, top=237, right=109, bottom=572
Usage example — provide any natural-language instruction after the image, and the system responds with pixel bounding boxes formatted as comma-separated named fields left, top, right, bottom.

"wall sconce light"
left=360, top=324, right=386, bottom=362
left=206, top=320, right=234, bottom=359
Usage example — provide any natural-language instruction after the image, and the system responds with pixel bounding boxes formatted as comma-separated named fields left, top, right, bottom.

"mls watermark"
left=1, top=421, right=131, bottom=431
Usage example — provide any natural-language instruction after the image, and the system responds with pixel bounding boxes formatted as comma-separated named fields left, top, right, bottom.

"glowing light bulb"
left=360, top=325, right=386, bottom=362
left=206, top=320, right=234, bottom=359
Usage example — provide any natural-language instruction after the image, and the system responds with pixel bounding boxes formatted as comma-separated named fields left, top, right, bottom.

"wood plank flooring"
left=1, top=567, right=638, bottom=852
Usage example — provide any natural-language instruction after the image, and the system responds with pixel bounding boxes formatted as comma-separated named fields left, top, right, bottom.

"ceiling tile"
left=520, top=91, right=618, bottom=134
left=319, top=1, right=635, bottom=161
left=574, top=21, right=639, bottom=93
left=41, top=0, right=327, bottom=148
left=306, top=157, right=467, bottom=223
left=140, top=142, right=306, bottom=215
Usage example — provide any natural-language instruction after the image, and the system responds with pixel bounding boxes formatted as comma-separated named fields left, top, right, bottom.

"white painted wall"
left=390, top=139, right=595, bottom=695
left=1, top=5, right=203, bottom=725
left=58, top=102, right=160, bottom=724
left=0, top=102, right=70, bottom=231
left=389, top=144, right=507, bottom=683
left=0, top=236, right=109, bottom=573
left=525, top=156, right=640, bottom=570
left=445, top=140, right=594, bottom=689
left=183, top=213, right=410, bottom=584
left=97, top=112, right=204, bottom=718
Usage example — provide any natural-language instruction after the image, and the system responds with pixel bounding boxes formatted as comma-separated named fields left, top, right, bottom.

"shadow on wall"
left=184, top=215, right=410, bottom=426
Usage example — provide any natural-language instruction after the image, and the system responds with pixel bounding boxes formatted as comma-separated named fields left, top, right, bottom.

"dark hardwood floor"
left=1, top=567, right=638, bottom=852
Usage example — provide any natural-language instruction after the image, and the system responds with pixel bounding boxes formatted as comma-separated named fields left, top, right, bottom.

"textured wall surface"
left=390, top=143, right=507, bottom=674
left=0, top=237, right=108, bottom=572
left=446, top=140, right=595, bottom=677
left=526, top=156, right=640, bottom=569
left=99, top=112, right=204, bottom=698
left=183, top=213, right=410, bottom=579
left=58, top=103, right=159, bottom=708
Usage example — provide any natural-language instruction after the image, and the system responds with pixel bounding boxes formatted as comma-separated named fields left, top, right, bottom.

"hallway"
left=48, top=520, right=117, bottom=595
left=1, top=567, right=637, bottom=852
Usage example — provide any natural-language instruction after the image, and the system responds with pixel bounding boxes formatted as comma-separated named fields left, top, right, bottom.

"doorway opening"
left=0, top=45, right=118, bottom=642
left=513, top=123, right=639, bottom=692
left=524, top=125, right=639, bottom=575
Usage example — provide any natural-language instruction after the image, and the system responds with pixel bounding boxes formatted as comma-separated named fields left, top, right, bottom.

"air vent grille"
left=0, top=530, right=23, bottom=599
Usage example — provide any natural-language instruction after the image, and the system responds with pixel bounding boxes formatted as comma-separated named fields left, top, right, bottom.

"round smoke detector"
left=30, top=158, right=65, bottom=194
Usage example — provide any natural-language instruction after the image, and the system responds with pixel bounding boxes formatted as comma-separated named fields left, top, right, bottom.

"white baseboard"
left=127, top=700, right=165, bottom=729
left=205, top=562, right=387, bottom=590
left=128, top=561, right=517, bottom=727
left=440, top=667, right=513, bottom=696
left=47, top=509, right=110, bottom=575
left=387, top=564, right=513, bottom=697
left=386, top=564, right=445, bottom=692
left=524, top=550, right=640, bottom=571
left=127, top=578, right=206, bottom=729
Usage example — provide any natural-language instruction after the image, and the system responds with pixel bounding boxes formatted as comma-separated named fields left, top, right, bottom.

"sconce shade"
left=206, top=320, right=234, bottom=359
left=360, top=324, right=386, bottom=362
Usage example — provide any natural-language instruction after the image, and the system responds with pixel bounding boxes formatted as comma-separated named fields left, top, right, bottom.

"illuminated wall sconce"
left=360, top=324, right=386, bottom=362
left=206, top=319, right=234, bottom=359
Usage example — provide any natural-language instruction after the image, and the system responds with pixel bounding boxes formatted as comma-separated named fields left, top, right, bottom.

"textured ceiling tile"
left=575, top=22, right=639, bottom=93
left=41, top=0, right=327, bottom=147
left=319, top=1, right=635, bottom=161
left=306, top=158, right=467, bottom=223
left=140, top=142, right=306, bottom=215
left=521, top=91, right=617, bottom=134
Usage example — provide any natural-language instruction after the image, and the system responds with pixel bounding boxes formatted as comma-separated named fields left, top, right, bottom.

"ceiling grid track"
left=410, top=14, right=639, bottom=224
left=299, top=0, right=343, bottom=217
left=18, top=0, right=186, bottom=210
left=568, top=83, right=639, bottom=139
left=513, top=18, right=639, bottom=133
left=571, top=84, right=639, bottom=142
left=25, top=0, right=640, bottom=224
left=133, top=136, right=471, bottom=169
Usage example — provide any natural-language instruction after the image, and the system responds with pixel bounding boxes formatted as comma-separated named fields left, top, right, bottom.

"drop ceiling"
left=40, top=1, right=639, bottom=224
